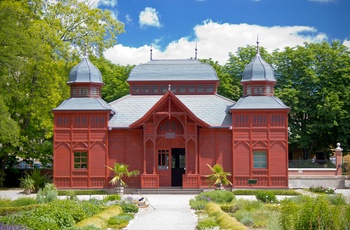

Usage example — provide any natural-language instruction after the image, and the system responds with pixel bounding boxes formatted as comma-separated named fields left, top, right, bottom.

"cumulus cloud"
left=343, top=39, right=350, bottom=49
left=139, top=7, right=161, bottom=28
left=97, top=0, right=118, bottom=7
left=104, top=21, right=328, bottom=66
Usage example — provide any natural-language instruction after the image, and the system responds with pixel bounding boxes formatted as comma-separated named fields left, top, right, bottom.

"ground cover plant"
left=308, top=185, right=335, bottom=194
left=190, top=189, right=350, bottom=229
left=0, top=186, right=138, bottom=230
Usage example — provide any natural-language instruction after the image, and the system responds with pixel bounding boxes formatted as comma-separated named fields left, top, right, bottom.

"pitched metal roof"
left=53, top=98, right=113, bottom=111
left=127, top=59, right=219, bottom=82
left=242, top=54, right=276, bottom=82
left=108, top=94, right=235, bottom=128
left=231, top=96, right=289, bottom=110
left=67, top=57, right=103, bottom=84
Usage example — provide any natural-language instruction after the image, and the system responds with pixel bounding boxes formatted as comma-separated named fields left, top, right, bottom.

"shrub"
left=64, top=190, right=78, bottom=200
left=196, top=217, right=218, bottom=230
left=0, top=197, right=12, bottom=207
left=0, top=223, right=29, bottom=230
left=103, top=194, right=121, bottom=202
left=37, top=183, right=58, bottom=203
left=235, top=199, right=262, bottom=211
left=233, top=189, right=301, bottom=196
left=279, top=195, right=348, bottom=230
left=75, top=206, right=122, bottom=229
left=11, top=197, right=37, bottom=207
left=189, top=199, right=208, bottom=211
left=220, top=204, right=239, bottom=213
left=58, top=190, right=107, bottom=196
left=309, top=185, right=335, bottom=194
left=255, top=191, right=277, bottom=203
left=120, top=202, right=138, bottom=213
left=240, top=216, right=254, bottom=226
left=81, top=200, right=104, bottom=217
left=325, top=194, right=347, bottom=205
left=205, top=203, right=246, bottom=230
left=29, top=169, right=50, bottom=192
left=197, top=190, right=235, bottom=204
left=107, top=213, right=134, bottom=229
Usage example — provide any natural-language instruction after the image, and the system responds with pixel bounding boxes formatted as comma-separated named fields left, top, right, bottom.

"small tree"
left=106, top=162, right=140, bottom=187
left=206, top=164, right=232, bottom=189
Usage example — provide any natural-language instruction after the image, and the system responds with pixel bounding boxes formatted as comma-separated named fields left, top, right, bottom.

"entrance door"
left=158, top=149, right=170, bottom=186
left=171, top=148, right=185, bottom=186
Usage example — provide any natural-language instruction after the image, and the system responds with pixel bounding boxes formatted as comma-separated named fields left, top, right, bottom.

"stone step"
left=132, top=187, right=205, bottom=195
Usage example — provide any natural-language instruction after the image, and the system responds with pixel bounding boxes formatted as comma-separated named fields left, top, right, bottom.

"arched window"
left=157, top=118, right=184, bottom=136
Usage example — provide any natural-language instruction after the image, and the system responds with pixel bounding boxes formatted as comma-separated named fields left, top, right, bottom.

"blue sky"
left=97, top=0, right=350, bottom=65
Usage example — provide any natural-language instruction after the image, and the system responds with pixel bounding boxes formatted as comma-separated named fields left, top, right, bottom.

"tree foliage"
left=0, top=0, right=124, bottom=185
left=273, top=41, right=350, bottom=156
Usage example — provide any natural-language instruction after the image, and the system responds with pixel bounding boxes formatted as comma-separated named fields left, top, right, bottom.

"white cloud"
left=343, top=39, right=350, bottom=49
left=104, top=21, right=328, bottom=66
left=125, top=14, right=132, bottom=24
left=97, top=0, right=118, bottom=7
left=139, top=7, right=161, bottom=28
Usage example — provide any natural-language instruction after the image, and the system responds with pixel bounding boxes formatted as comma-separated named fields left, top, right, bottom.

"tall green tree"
left=0, top=0, right=125, bottom=180
left=90, top=56, right=132, bottom=103
left=273, top=41, right=350, bottom=157
left=201, top=58, right=241, bottom=101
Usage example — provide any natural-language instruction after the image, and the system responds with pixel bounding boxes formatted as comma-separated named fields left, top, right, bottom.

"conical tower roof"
left=68, top=57, right=103, bottom=84
left=241, top=43, right=275, bottom=82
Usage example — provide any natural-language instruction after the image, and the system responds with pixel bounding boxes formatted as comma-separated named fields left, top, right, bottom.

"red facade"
left=53, top=55, right=289, bottom=189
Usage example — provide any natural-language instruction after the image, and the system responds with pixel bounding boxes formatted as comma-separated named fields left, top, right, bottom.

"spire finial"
left=256, top=35, right=260, bottom=55
left=195, top=42, right=198, bottom=60
left=84, top=43, right=88, bottom=58
left=150, top=45, right=153, bottom=61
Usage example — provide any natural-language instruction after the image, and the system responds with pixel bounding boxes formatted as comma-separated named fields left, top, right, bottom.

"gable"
left=130, top=91, right=209, bottom=128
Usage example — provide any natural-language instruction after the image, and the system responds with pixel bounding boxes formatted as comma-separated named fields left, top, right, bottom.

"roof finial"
left=256, top=35, right=260, bottom=55
left=168, top=84, right=171, bottom=91
left=84, top=43, right=88, bottom=58
left=195, top=42, right=198, bottom=60
left=150, top=45, right=153, bottom=61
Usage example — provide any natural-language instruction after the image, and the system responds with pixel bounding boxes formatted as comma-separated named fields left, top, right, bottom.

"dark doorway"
left=171, top=148, right=185, bottom=186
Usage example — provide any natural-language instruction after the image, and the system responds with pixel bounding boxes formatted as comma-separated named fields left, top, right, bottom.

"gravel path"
left=124, top=194, right=197, bottom=230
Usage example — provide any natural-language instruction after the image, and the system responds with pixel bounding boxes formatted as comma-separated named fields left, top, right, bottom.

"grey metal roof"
left=67, top=57, right=103, bottom=84
left=231, top=96, right=289, bottom=110
left=127, top=59, right=219, bottom=82
left=53, top=98, right=113, bottom=111
left=242, top=54, right=276, bottom=82
left=108, top=94, right=235, bottom=128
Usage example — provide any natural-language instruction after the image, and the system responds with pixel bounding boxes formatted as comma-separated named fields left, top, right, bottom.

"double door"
left=158, top=148, right=185, bottom=186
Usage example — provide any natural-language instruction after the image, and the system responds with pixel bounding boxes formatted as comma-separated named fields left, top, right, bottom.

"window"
left=253, top=151, right=267, bottom=168
left=91, top=87, right=100, bottom=97
left=158, top=150, right=169, bottom=170
left=247, top=86, right=251, bottom=95
left=74, top=152, right=87, bottom=169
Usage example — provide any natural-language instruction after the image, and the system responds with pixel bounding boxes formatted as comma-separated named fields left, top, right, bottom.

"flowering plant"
left=309, top=185, right=335, bottom=194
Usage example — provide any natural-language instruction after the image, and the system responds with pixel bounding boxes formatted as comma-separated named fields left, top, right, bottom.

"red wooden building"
left=53, top=48, right=290, bottom=189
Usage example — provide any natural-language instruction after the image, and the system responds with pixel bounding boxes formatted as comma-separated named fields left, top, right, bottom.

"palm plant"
left=19, top=175, right=35, bottom=195
left=106, top=162, right=140, bottom=187
left=206, top=164, right=232, bottom=189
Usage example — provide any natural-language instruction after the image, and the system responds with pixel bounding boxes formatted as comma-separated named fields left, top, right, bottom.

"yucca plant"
left=206, top=164, right=232, bottom=189
left=106, top=162, right=140, bottom=187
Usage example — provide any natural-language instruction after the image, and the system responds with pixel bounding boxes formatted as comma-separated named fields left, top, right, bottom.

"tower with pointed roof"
left=53, top=55, right=112, bottom=188
left=230, top=41, right=290, bottom=187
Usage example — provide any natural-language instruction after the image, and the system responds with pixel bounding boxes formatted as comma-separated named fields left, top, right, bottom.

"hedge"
left=205, top=203, right=247, bottom=230
left=75, top=206, right=122, bottom=229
